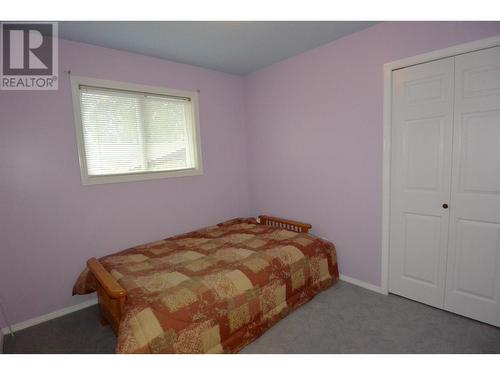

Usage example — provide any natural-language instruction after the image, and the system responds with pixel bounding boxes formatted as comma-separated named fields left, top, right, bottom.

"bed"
left=73, top=215, right=339, bottom=353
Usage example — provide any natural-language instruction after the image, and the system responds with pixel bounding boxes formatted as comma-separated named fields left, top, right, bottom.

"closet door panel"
left=389, top=58, right=454, bottom=308
left=445, top=46, right=500, bottom=327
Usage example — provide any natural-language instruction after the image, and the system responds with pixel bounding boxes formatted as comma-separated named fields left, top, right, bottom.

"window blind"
left=79, top=86, right=196, bottom=177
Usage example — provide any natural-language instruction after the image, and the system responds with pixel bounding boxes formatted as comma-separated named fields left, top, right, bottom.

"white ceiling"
left=59, top=21, right=378, bottom=75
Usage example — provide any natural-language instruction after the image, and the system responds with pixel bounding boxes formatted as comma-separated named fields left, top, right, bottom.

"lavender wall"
left=0, top=40, right=250, bottom=326
left=244, top=22, right=500, bottom=287
left=2, top=22, right=500, bottom=328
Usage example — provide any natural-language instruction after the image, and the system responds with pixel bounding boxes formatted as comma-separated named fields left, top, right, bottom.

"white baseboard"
left=0, top=275, right=384, bottom=337
left=339, top=274, right=388, bottom=295
left=0, top=298, right=98, bottom=335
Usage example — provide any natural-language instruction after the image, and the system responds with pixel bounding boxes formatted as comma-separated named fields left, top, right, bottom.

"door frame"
left=381, top=34, right=500, bottom=295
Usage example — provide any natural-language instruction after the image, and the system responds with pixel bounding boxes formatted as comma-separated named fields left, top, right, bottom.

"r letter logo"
left=1, top=22, right=58, bottom=90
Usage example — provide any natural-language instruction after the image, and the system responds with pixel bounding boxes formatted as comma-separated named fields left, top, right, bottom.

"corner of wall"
left=241, top=74, right=256, bottom=217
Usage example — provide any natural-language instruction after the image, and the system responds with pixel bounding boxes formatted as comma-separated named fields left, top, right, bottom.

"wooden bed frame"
left=257, top=215, right=311, bottom=233
left=87, top=215, right=312, bottom=334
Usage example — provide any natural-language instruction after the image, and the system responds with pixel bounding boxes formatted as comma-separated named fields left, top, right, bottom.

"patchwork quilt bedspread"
left=73, top=218, right=339, bottom=353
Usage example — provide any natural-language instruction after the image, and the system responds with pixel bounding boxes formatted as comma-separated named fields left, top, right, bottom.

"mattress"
left=73, top=217, right=339, bottom=353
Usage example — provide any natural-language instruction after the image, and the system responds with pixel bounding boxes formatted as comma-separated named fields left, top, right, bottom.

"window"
left=71, top=76, right=202, bottom=185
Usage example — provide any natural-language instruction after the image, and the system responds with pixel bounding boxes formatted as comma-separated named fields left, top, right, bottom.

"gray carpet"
left=3, top=281, right=500, bottom=353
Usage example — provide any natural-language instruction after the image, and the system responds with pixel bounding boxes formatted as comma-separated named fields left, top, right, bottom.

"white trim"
left=381, top=62, right=392, bottom=295
left=384, top=35, right=500, bottom=73
left=0, top=298, right=97, bottom=335
left=339, top=274, right=387, bottom=295
left=70, top=75, right=204, bottom=186
left=381, top=34, right=500, bottom=296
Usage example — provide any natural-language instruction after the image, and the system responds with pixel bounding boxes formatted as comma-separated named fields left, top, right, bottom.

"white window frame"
left=70, top=75, right=203, bottom=185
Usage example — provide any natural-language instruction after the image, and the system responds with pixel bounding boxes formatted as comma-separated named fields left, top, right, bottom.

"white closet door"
left=389, top=58, right=455, bottom=308
left=444, top=46, right=500, bottom=327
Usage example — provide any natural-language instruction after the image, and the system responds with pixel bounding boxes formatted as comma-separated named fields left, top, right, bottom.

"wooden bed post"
left=87, top=258, right=126, bottom=335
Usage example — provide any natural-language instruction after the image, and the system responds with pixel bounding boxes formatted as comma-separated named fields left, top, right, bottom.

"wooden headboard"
left=258, top=215, right=312, bottom=233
